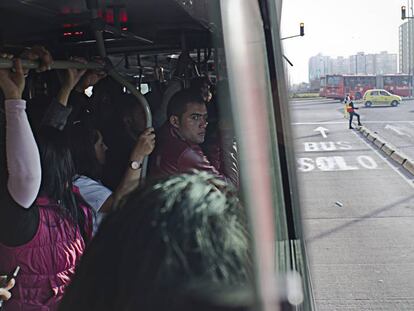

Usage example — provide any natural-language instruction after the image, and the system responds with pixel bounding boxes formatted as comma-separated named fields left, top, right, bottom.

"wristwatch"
left=130, top=160, right=142, bottom=170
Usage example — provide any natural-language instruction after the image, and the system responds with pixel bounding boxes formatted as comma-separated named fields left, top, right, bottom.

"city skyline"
left=308, top=51, right=398, bottom=80
left=281, top=0, right=404, bottom=84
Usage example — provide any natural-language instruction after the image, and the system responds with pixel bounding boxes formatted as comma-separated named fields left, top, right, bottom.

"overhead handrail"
left=0, top=59, right=103, bottom=70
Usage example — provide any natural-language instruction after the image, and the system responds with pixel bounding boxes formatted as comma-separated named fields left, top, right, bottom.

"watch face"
left=130, top=161, right=140, bottom=170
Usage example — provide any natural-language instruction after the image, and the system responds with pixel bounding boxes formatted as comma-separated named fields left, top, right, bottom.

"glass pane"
left=282, top=0, right=414, bottom=309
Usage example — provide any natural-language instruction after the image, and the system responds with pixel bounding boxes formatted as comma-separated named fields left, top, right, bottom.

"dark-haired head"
left=68, top=119, right=105, bottom=181
left=117, top=94, right=146, bottom=139
left=37, top=127, right=82, bottom=224
left=190, top=76, right=212, bottom=103
left=60, top=171, right=252, bottom=311
left=38, top=127, right=75, bottom=201
left=167, top=88, right=205, bottom=120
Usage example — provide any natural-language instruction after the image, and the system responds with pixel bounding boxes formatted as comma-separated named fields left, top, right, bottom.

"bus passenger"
left=189, top=75, right=213, bottom=103
left=65, top=60, right=106, bottom=125
left=149, top=89, right=238, bottom=187
left=59, top=172, right=251, bottom=311
left=45, top=64, right=155, bottom=232
left=102, top=94, right=150, bottom=190
left=69, top=120, right=155, bottom=233
left=0, top=53, right=93, bottom=311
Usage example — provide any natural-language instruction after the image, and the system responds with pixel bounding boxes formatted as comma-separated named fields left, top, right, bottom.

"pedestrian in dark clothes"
left=347, top=100, right=362, bottom=129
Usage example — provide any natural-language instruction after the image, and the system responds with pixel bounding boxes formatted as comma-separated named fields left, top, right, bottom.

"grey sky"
left=281, top=0, right=405, bottom=84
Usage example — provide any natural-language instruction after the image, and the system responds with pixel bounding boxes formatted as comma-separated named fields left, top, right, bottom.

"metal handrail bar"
left=0, top=59, right=103, bottom=70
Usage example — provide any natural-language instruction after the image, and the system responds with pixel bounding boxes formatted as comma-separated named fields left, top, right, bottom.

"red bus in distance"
left=382, top=74, right=410, bottom=97
left=323, top=74, right=411, bottom=100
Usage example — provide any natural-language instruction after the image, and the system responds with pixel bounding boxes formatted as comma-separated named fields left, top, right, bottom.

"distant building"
left=308, top=54, right=331, bottom=81
left=376, top=51, right=397, bottom=74
left=331, top=56, right=349, bottom=75
left=291, top=82, right=311, bottom=93
left=308, top=51, right=398, bottom=82
left=365, top=54, right=376, bottom=75
left=399, top=21, right=412, bottom=74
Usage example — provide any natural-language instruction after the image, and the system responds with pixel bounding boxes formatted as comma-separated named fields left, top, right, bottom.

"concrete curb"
left=381, top=144, right=394, bottom=156
left=390, top=152, right=406, bottom=165
left=354, top=122, right=414, bottom=177
left=403, top=159, right=414, bottom=175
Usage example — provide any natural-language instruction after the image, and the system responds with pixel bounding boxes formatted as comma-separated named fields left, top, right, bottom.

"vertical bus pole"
left=411, top=0, right=414, bottom=98
left=220, top=1, right=280, bottom=310
left=86, top=0, right=152, bottom=179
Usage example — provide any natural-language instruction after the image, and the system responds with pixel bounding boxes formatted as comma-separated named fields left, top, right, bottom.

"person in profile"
left=346, top=97, right=362, bottom=129
left=149, top=89, right=238, bottom=188
left=59, top=172, right=252, bottom=311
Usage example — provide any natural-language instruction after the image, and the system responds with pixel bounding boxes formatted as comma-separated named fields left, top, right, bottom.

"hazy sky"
left=281, top=0, right=407, bottom=84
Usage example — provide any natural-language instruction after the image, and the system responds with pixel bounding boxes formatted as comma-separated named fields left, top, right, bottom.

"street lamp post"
left=281, top=23, right=304, bottom=40
left=402, top=2, right=414, bottom=97
left=281, top=23, right=305, bottom=67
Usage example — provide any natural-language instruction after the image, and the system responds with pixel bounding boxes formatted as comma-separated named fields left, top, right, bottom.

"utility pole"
left=408, top=0, right=414, bottom=98
left=402, top=2, right=414, bottom=97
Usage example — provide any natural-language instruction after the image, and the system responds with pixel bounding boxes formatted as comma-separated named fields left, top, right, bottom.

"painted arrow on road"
left=314, top=126, right=329, bottom=138
left=385, top=124, right=411, bottom=137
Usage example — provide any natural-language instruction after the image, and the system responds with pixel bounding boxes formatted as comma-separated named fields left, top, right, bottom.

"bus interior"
left=0, top=1, right=314, bottom=310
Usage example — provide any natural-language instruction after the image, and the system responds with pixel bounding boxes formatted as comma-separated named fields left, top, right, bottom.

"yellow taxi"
left=363, top=89, right=402, bottom=107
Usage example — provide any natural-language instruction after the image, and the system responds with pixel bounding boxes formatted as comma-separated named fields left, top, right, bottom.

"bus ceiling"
left=0, top=0, right=218, bottom=57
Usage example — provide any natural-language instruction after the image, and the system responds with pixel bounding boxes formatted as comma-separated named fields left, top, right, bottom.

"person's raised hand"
left=77, top=57, right=107, bottom=91
left=0, top=55, right=25, bottom=100
left=20, top=45, right=53, bottom=74
left=131, top=127, right=155, bottom=159
left=61, top=57, right=88, bottom=92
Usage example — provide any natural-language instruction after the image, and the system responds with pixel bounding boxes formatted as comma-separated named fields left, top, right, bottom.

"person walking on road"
left=343, top=94, right=351, bottom=118
left=346, top=99, right=362, bottom=129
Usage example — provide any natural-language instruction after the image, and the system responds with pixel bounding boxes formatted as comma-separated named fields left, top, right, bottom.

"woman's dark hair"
left=68, top=119, right=102, bottom=181
left=37, top=127, right=86, bottom=238
left=60, top=172, right=252, bottom=311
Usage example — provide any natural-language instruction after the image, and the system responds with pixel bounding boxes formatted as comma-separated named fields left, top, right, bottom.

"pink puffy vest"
left=0, top=188, right=92, bottom=311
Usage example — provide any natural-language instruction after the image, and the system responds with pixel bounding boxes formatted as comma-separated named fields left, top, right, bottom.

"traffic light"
left=300, top=23, right=304, bottom=36
left=402, top=6, right=406, bottom=20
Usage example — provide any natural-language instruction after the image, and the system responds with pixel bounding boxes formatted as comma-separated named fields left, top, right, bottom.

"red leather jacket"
left=149, top=122, right=238, bottom=187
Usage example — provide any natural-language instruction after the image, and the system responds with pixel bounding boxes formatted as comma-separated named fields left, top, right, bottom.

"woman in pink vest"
left=0, top=51, right=93, bottom=311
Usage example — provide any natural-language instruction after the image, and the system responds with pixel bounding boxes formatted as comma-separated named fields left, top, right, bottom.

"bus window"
left=140, top=83, right=149, bottom=94
left=0, top=0, right=315, bottom=310
left=327, top=76, right=341, bottom=85
left=283, top=0, right=414, bottom=309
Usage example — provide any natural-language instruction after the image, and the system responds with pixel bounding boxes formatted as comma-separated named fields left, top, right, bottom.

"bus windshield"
left=326, top=76, right=342, bottom=86
left=282, top=0, right=414, bottom=309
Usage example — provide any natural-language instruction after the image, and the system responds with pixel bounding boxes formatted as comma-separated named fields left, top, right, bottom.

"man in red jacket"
left=149, top=88, right=238, bottom=187
left=347, top=99, right=362, bottom=129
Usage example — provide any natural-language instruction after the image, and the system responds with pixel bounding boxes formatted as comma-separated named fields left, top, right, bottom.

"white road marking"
left=304, top=141, right=352, bottom=152
left=385, top=124, right=411, bottom=137
left=351, top=130, right=414, bottom=189
left=314, top=126, right=329, bottom=138
left=297, top=155, right=378, bottom=172
left=292, top=121, right=414, bottom=125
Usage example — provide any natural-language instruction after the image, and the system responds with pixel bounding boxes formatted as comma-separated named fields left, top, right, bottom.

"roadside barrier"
left=353, top=122, right=414, bottom=177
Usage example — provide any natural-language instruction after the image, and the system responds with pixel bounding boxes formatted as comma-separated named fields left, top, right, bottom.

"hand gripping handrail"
left=0, top=57, right=153, bottom=180
left=85, top=0, right=153, bottom=181
left=0, top=59, right=103, bottom=70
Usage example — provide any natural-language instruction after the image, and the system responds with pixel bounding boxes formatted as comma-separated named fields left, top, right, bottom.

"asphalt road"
left=352, top=99, right=414, bottom=160
left=290, top=98, right=414, bottom=310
